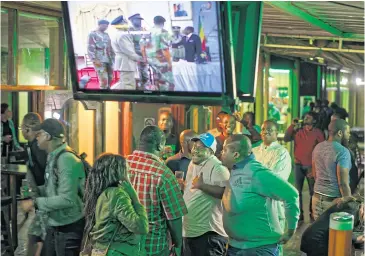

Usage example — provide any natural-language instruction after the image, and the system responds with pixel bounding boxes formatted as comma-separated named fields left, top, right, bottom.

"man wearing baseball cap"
left=20, top=118, right=85, bottom=255
left=182, top=133, right=230, bottom=255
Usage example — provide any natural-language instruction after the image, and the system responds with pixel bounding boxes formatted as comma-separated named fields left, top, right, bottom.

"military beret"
left=98, top=19, right=109, bottom=25
left=154, top=16, right=166, bottom=24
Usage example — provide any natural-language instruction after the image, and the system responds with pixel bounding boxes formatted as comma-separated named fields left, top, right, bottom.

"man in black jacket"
left=182, top=26, right=203, bottom=63
left=20, top=112, right=47, bottom=256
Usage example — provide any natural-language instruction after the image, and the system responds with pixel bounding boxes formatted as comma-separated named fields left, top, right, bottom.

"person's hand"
left=333, top=196, right=356, bottom=207
left=306, top=168, right=314, bottom=179
left=278, top=229, right=295, bottom=244
left=3, top=135, right=12, bottom=143
left=93, top=60, right=102, bottom=67
left=20, top=199, right=34, bottom=213
left=292, top=118, right=299, bottom=125
left=232, top=112, right=242, bottom=122
left=17, top=146, right=24, bottom=152
left=356, top=235, right=364, bottom=243
left=177, top=179, right=185, bottom=191
left=191, top=173, right=204, bottom=190
left=120, top=180, right=138, bottom=201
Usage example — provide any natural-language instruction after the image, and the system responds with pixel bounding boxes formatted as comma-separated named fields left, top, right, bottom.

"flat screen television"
left=62, top=1, right=235, bottom=105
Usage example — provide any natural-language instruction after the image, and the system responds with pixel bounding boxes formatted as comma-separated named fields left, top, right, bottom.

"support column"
left=263, top=52, right=270, bottom=121
left=336, top=69, right=341, bottom=105
left=119, top=102, right=132, bottom=156
left=255, top=52, right=264, bottom=125
left=292, top=59, right=300, bottom=119
left=7, top=9, right=18, bottom=85
left=355, top=84, right=364, bottom=127
left=171, top=104, right=185, bottom=137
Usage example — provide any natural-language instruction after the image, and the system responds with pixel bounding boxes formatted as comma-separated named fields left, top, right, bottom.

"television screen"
left=63, top=1, right=227, bottom=98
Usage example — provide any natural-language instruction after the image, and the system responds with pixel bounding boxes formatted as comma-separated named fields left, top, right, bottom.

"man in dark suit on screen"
left=182, top=26, right=203, bottom=63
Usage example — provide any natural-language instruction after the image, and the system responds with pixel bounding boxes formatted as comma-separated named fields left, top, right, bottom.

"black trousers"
left=183, top=231, right=227, bottom=256
left=42, top=218, right=85, bottom=256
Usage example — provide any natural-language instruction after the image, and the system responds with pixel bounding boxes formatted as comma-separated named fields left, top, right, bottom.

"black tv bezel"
left=62, top=1, right=236, bottom=105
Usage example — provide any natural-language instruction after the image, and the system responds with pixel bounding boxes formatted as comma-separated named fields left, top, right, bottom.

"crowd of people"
left=87, top=14, right=206, bottom=90
left=0, top=99, right=364, bottom=256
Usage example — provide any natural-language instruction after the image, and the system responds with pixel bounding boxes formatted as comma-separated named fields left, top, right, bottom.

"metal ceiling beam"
left=267, top=1, right=355, bottom=38
left=261, top=43, right=365, bottom=53
left=264, top=33, right=365, bottom=42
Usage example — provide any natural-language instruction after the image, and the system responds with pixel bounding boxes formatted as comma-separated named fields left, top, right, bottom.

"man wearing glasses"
left=252, top=120, right=292, bottom=256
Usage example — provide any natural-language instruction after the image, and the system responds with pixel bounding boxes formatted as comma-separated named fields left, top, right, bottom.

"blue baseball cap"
left=191, top=133, right=217, bottom=153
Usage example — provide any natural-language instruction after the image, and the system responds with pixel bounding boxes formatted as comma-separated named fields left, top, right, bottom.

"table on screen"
left=172, top=61, right=222, bottom=93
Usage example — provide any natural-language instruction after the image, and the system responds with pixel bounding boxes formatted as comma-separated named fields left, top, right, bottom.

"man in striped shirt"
left=127, top=126, right=188, bottom=256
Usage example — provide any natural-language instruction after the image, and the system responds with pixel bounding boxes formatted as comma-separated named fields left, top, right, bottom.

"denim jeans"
left=43, top=218, right=84, bottom=256
left=183, top=231, right=227, bottom=256
left=294, top=164, right=314, bottom=219
left=226, top=244, right=279, bottom=256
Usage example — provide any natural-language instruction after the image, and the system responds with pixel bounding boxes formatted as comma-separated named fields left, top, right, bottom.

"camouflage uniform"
left=142, top=27, right=174, bottom=91
left=171, top=35, right=185, bottom=61
left=129, top=26, right=149, bottom=89
left=87, top=30, right=115, bottom=89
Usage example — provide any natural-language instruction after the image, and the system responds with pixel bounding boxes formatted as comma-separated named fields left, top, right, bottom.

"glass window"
left=1, top=8, right=8, bottom=84
left=268, top=69, right=291, bottom=132
left=18, top=92, right=29, bottom=143
left=18, top=12, right=63, bottom=86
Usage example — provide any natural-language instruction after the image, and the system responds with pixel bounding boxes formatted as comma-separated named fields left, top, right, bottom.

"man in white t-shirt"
left=183, top=133, right=230, bottom=256
left=252, top=120, right=292, bottom=256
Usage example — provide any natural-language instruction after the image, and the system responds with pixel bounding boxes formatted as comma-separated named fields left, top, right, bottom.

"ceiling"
left=261, top=1, right=364, bottom=71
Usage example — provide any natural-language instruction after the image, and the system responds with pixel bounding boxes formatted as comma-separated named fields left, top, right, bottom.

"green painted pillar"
left=292, top=60, right=300, bottom=119
left=263, top=53, right=270, bottom=121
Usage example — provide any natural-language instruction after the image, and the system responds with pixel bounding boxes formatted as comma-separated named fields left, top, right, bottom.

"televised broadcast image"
left=67, top=1, right=224, bottom=93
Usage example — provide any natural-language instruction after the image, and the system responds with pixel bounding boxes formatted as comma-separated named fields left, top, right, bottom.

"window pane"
left=18, top=92, right=29, bottom=143
left=1, top=8, right=8, bottom=84
left=18, top=12, right=62, bottom=85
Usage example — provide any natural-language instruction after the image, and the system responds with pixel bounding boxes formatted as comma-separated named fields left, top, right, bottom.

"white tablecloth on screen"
left=172, top=61, right=223, bottom=93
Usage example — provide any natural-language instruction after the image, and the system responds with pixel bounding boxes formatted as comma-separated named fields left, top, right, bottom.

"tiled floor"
left=14, top=182, right=312, bottom=256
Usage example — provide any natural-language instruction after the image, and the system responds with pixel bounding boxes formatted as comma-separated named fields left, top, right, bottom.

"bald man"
left=312, top=119, right=352, bottom=220
left=166, top=129, right=197, bottom=179
left=220, top=134, right=299, bottom=255
left=215, top=114, right=236, bottom=158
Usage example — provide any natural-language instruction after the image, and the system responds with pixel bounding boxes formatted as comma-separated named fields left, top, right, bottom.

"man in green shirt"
left=220, top=134, right=300, bottom=255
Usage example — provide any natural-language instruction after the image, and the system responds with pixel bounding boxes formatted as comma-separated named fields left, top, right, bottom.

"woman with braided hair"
left=83, top=153, right=148, bottom=255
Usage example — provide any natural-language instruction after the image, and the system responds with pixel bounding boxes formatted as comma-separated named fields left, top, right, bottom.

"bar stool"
left=1, top=196, right=14, bottom=256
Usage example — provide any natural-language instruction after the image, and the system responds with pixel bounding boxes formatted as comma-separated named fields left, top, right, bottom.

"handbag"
left=80, top=223, right=120, bottom=256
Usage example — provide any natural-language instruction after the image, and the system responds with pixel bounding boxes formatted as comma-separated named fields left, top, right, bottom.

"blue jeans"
left=227, top=244, right=279, bottom=256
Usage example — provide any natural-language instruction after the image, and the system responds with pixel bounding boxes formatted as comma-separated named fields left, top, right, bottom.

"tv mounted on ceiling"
left=62, top=1, right=236, bottom=105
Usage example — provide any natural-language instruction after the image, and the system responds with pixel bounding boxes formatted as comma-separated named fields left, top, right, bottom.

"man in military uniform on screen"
left=110, top=15, right=144, bottom=90
left=87, top=20, right=115, bottom=89
left=142, top=16, right=174, bottom=91
left=128, top=13, right=150, bottom=90
left=171, top=26, right=185, bottom=62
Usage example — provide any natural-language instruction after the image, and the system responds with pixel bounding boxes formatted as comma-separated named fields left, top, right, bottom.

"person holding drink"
left=182, top=133, right=230, bottom=255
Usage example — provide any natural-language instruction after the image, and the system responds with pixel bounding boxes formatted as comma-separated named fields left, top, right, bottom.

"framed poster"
left=300, top=96, right=315, bottom=118
left=169, top=1, right=192, bottom=20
